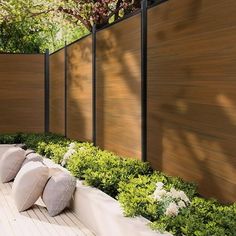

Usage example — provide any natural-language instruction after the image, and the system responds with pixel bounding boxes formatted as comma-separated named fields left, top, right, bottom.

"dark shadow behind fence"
left=1, top=0, right=236, bottom=203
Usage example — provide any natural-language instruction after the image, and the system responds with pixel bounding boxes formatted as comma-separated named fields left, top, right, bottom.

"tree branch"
left=104, top=4, right=124, bottom=22
left=58, top=7, right=92, bottom=32
left=29, top=9, right=54, bottom=18
left=114, top=0, right=123, bottom=20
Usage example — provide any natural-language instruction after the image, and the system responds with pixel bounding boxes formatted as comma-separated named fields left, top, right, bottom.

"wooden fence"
left=49, top=0, right=236, bottom=203
left=0, top=54, right=45, bottom=133
left=0, top=0, right=235, bottom=203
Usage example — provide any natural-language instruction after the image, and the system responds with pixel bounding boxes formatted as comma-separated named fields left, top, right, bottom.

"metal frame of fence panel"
left=92, top=25, right=97, bottom=145
left=44, top=49, right=50, bottom=133
left=141, top=0, right=148, bottom=162
left=64, top=42, right=68, bottom=137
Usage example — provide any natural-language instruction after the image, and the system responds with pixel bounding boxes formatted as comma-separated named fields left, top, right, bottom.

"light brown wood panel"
left=0, top=54, right=44, bottom=133
left=147, top=0, right=236, bottom=202
left=96, top=14, right=141, bottom=159
left=49, top=50, right=65, bottom=135
left=67, top=36, right=93, bottom=141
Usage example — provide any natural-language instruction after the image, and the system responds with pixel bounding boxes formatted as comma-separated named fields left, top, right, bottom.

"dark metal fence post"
left=44, top=49, right=50, bottom=133
left=65, top=41, right=68, bottom=137
left=92, top=25, right=97, bottom=145
left=141, top=0, right=148, bottom=162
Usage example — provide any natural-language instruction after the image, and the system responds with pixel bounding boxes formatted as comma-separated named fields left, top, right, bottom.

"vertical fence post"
left=44, top=49, right=50, bottom=133
left=64, top=42, right=68, bottom=137
left=92, top=25, right=97, bottom=145
left=141, top=0, right=148, bottom=162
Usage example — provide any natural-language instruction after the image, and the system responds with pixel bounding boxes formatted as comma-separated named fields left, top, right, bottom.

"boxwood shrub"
left=67, top=148, right=152, bottom=198
left=0, top=133, right=19, bottom=144
left=0, top=133, right=235, bottom=236
left=37, top=141, right=69, bottom=164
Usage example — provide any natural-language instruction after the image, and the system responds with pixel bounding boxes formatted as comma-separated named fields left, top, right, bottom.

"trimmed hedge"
left=67, top=148, right=152, bottom=197
left=0, top=133, right=235, bottom=236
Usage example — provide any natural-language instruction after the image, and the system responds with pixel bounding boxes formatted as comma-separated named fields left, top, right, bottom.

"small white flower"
left=169, top=188, right=179, bottom=198
left=69, top=142, right=76, bottom=149
left=67, top=149, right=76, bottom=155
left=153, top=194, right=161, bottom=201
left=178, top=200, right=186, bottom=208
left=178, top=191, right=190, bottom=203
left=165, top=202, right=179, bottom=217
left=156, top=182, right=164, bottom=190
left=153, top=189, right=167, bottom=200
left=63, top=152, right=70, bottom=159
left=169, top=188, right=190, bottom=203
left=158, top=189, right=167, bottom=197
left=165, top=191, right=172, bottom=197
left=79, top=147, right=86, bottom=151
left=61, top=160, right=66, bottom=167
left=61, top=146, right=76, bottom=167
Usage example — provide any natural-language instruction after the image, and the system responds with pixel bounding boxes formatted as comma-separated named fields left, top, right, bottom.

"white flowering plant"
left=61, top=142, right=92, bottom=167
left=118, top=173, right=196, bottom=220
left=61, top=142, right=77, bottom=166
left=152, top=182, right=190, bottom=217
left=118, top=173, right=197, bottom=235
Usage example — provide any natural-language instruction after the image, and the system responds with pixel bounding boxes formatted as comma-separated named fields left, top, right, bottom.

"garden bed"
left=0, top=133, right=235, bottom=236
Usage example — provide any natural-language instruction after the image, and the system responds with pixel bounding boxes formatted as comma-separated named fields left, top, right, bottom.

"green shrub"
left=38, top=142, right=69, bottom=164
left=68, top=149, right=152, bottom=198
left=151, top=198, right=236, bottom=236
left=20, top=133, right=66, bottom=150
left=0, top=134, right=17, bottom=144
left=118, top=172, right=197, bottom=221
left=67, top=143, right=99, bottom=178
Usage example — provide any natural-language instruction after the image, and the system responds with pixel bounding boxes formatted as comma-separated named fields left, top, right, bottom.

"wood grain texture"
left=96, top=14, right=141, bottom=159
left=67, top=36, right=93, bottom=141
left=147, top=0, right=236, bottom=203
left=49, top=49, right=65, bottom=135
left=0, top=54, right=44, bottom=133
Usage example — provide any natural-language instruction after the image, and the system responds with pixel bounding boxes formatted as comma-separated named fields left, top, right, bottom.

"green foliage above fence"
left=0, top=0, right=87, bottom=53
left=0, top=0, right=159, bottom=53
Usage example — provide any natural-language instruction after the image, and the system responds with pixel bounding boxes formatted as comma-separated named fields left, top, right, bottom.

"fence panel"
left=49, top=49, right=65, bottom=135
left=96, top=14, right=142, bottom=159
left=147, top=0, right=236, bottom=203
left=0, top=54, right=45, bottom=133
left=67, top=35, right=93, bottom=141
